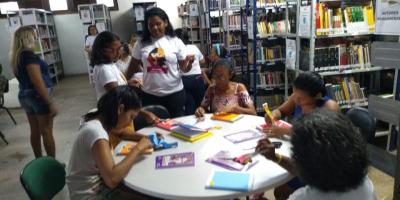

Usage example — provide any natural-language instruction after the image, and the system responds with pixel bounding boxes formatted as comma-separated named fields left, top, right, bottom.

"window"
left=49, top=0, right=68, bottom=11
left=96, top=0, right=113, bottom=7
left=0, top=1, right=19, bottom=14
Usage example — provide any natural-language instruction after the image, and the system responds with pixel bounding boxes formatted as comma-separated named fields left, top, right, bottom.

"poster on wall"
left=286, top=39, right=296, bottom=70
left=134, top=6, right=145, bottom=21
left=298, top=6, right=311, bottom=37
left=80, top=9, right=91, bottom=23
left=376, top=0, right=400, bottom=35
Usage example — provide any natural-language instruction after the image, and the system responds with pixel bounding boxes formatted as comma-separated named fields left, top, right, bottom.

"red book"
left=156, top=119, right=179, bottom=131
left=256, top=120, right=292, bottom=131
left=316, top=3, right=321, bottom=29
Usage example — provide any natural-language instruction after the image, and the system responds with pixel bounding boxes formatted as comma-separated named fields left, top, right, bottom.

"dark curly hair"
left=293, top=71, right=326, bottom=97
left=90, top=31, right=120, bottom=66
left=291, top=108, right=368, bottom=192
left=142, top=7, right=175, bottom=45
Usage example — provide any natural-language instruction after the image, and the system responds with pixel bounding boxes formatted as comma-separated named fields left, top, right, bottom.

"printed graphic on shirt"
left=147, top=48, right=168, bottom=73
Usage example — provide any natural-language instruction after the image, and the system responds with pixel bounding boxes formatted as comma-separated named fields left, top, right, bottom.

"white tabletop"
left=114, top=114, right=293, bottom=200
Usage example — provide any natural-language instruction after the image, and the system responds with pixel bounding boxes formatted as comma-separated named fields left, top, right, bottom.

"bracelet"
left=275, top=153, right=283, bottom=164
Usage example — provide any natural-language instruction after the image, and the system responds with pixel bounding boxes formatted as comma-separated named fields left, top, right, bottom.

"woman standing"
left=127, top=7, right=194, bottom=117
left=9, top=26, right=57, bottom=158
left=84, top=25, right=98, bottom=56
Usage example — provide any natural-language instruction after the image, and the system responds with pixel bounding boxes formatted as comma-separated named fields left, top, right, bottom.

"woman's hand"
left=142, top=111, right=160, bottom=125
left=195, top=107, right=206, bottom=118
left=263, top=126, right=290, bottom=138
left=264, top=112, right=275, bottom=126
left=135, top=137, right=153, bottom=154
left=256, top=138, right=278, bottom=161
left=128, top=78, right=143, bottom=88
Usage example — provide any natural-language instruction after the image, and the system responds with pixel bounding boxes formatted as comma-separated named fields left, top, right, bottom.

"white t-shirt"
left=131, top=36, right=187, bottom=96
left=67, top=120, right=109, bottom=200
left=116, top=55, right=132, bottom=74
left=182, top=44, right=203, bottom=76
left=288, top=177, right=376, bottom=200
left=93, top=63, right=127, bottom=101
left=85, top=35, right=97, bottom=48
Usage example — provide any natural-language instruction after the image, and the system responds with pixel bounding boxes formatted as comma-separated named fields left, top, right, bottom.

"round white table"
left=114, top=114, right=293, bottom=200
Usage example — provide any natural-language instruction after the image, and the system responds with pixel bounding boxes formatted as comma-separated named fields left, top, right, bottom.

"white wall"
left=0, top=0, right=186, bottom=78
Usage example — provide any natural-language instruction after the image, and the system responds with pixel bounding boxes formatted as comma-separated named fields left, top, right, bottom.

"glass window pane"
left=49, top=0, right=68, bottom=11
left=96, top=0, right=114, bottom=8
left=0, top=2, right=19, bottom=14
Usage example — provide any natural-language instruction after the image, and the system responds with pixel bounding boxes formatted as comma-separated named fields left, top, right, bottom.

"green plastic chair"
left=20, top=156, right=66, bottom=200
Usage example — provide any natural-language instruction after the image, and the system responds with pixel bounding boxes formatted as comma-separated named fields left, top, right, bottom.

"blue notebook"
left=205, top=171, right=253, bottom=192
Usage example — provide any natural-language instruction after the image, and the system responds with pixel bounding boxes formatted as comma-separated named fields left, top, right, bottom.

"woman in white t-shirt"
left=90, top=31, right=159, bottom=148
left=67, top=86, right=158, bottom=200
left=84, top=25, right=98, bottom=56
left=175, top=28, right=206, bottom=115
left=127, top=7, right=195, bottom=118
left=256, top=109, right=376, bottom=200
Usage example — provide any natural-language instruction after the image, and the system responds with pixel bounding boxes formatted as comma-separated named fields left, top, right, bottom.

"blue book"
left=205, top=171, right=253, bottom=192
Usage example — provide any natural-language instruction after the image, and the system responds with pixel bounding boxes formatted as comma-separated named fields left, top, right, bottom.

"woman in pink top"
left=195, top=59, right=256, bottom=117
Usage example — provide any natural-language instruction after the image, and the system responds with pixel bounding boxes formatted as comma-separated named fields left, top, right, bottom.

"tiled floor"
left=0, top=75, right=394, bottom=200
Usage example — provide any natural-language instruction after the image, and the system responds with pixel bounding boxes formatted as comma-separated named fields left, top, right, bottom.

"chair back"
left=20, top=156, right=66, bottom=200
left=134, top=105, right=170, bottom=130
left=346, top=107, right=376, bottom=142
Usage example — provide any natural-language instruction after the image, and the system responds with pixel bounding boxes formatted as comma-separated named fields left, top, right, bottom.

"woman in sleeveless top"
left=195, top=59, right=256, bottom=117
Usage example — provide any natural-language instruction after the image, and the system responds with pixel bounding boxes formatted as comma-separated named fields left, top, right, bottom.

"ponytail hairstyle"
left=293, top=71, right=326, bottom=97
left=83, top=86, right=141, bottom=131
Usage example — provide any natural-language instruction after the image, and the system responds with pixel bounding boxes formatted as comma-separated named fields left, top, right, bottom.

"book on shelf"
left=314, top=43, right=371, bottom=72
left=325, top=78, right=367, bottom=108
left=155, top=152, right=195, bottom=169
left=254, top=9, right=288, bottom=37
left=211, top=113, right=243, bottom=122
left=206, top=150, right=259, bottom=171
left=205, top=171, right=253, bottom=192
left=316, top=1, right=375, bottom=36
left=255, top=94, right=284, bottom=112
left=170, top=124, right=212, bottom=142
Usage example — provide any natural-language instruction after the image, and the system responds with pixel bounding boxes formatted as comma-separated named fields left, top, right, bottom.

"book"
left=116, top=142, right=153, bottom=156
left=206, top=150, right=259, bottom=171
left=205, top=171, right=253, bottom=192
left=211, top=113, right=243, bottom=122
left=156, top=119, right=179, bottom=131
left=155, top=152, right=195, bottom=169
left=170, top=124, right=212, bottom=142
left=224, top=129, right=264, bottom=144
left=256, top=120, right=292, bottom=131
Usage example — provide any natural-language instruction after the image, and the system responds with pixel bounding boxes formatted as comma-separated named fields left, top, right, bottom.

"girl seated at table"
left=67, top=86, right=158, bottom=200
left=195, top=59, right=256, bottom=117
left=263, top=71, right=339, bottom=137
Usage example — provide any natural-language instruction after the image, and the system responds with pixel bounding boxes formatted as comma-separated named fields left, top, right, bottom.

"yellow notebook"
left=116, top=142, right=153, bottom=155
left=211, top=113, right=243, bottom=122
left=171, top=131, right=213, bottom=142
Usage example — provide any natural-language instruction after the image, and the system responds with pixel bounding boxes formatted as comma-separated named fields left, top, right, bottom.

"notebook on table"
left=205, top=171, right=253, bottom=192
left=206, top=150, right=259, bottom=171
left=170, top=124, right=212, bottom=142
left=155, top=119, right=180, bottom=131
left=155, top=152, right=195, bottom=169
left=256, top=120, right=292, bottom=131
left=211, top=113, right=243, bottom=122
left=224, top=129, right=264, bottom=144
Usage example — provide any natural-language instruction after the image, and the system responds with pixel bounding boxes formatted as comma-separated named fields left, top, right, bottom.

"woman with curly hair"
left=256, top=109, right=375, bottom=200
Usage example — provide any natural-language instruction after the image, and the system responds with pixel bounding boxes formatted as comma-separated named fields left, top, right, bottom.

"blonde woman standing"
left=9, top=26, right=57, bottom=158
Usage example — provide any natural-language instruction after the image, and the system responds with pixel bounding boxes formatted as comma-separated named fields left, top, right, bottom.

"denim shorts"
left=18, top=88, right=52, bottom=115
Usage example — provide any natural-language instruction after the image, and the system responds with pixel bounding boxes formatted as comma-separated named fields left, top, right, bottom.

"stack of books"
left=325, top=78, right=367, bottom=108
left=171, top=124, right=212, bottom=142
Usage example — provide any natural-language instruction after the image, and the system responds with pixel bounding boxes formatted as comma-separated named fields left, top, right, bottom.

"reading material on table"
left=224, top=129, right=264, bottom=144
left=211, top=113, right=243, bottom=122
left=155, top=119, right=180, bottom=131
left=116, top=142, right=153, bottom=156
left=206, top=150, right=259, bottom=171
left=205, top=171, right=253, bottom=192
left=155, top=152, right=195, bottom=169
left=256, top=120, right=292, bottom=131
left=170, top=124, right=212, bottom=142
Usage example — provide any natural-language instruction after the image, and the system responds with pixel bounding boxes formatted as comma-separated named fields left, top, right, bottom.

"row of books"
left=222, top=0, right=245, bottom=8
left=43, top=51, right=61, bottom=65
left=313, top=43, right=371, bottom=72
left=206, top=0, right=220, bottom=10
left=255, top=94, right=285, bottom=112
left=254, top=0, right=285, bottom=7
left=226, top=14, right=243, bottom=29
left=255, top=45, right=285, bottom=63
left=227, top=33, right=242, bottom=47
left=253, top=12, right=289, bottom=37
left=316, top=2, right=375, bottom=36
left=257, top=71, right=286, bottom=87
left=325, top=78, right=367, bottom=107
